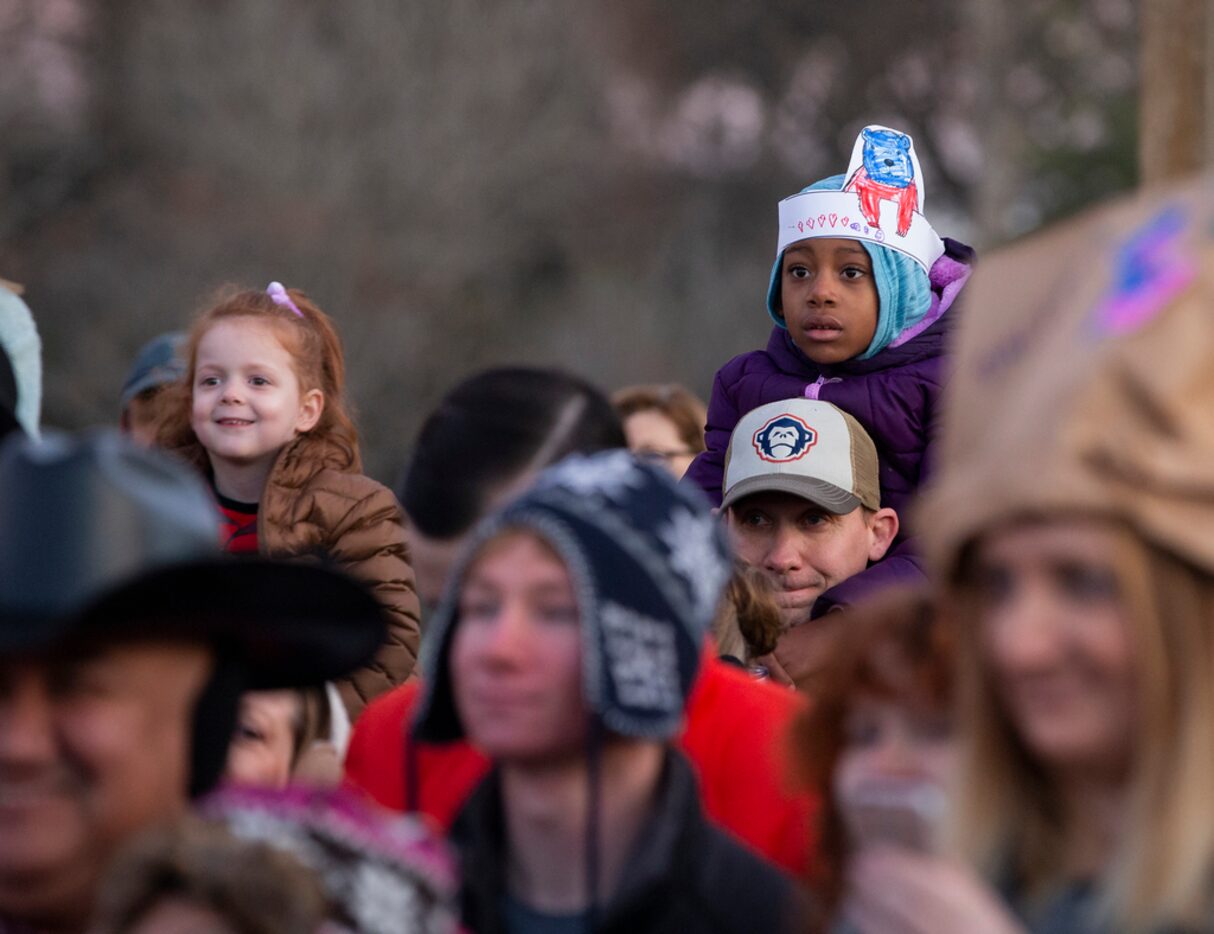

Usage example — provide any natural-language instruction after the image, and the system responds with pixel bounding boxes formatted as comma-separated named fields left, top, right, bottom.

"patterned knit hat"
left=197, top=785, right=459, bottom=934
left=413, top=450, right=731, bottom=743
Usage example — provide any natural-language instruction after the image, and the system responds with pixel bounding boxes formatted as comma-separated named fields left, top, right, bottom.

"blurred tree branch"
left=0, top=0, right=1138, bottom=477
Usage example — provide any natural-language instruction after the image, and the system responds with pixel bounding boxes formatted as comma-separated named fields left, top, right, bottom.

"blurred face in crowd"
left=834, top=696, right=956, bottom=851
left=121, top=387, right=172, bottom=448
left=191, top=318, right=323, bottom=477
left=407, top=472, right=539, bottom=622
left=0, top=640, right=212, bottom=930
left=727, top=491, right=898, bottom=627
left=408, top=530, right=464, bottom=623
left=224, top=690, right=301, bottom=790
left=450, top=532, right=586, bottom=764
left=622, top=409, right=696, bottom=479
left=780, top=238, right=880, bottom=365
left=974, top=519, right=1136, bottom=780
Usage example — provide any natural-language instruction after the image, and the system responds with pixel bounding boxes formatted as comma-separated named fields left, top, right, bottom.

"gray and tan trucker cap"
left=721, top=398, right=880, bottom=514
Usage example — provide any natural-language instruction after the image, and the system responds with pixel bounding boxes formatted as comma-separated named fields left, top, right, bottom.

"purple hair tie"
left=266, top=281, right=304, bottom=318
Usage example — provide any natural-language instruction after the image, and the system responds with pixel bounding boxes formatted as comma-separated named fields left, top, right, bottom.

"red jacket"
left=344, top=650, right=817, bottom=878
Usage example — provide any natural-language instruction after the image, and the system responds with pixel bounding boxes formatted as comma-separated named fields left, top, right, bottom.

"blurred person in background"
left=157, top=282, right=420, bottom=718
left=96, top=783, right=460, bottom=934
left=612, top=382, right=706, bottom=479
left=95, top=785, right=459, bottom=934
left=791, top=588, right=956, bottom=933
left=0, top=430, right=386, bottom=933
left=413, top=451, right=803, bottom=933
left=224, top=687, right=336, bottom=789
left=0, top=278, right=41, bottom=440
left=403, top=366, right=627, bottom=616
left=118, top=332, right=185, bottom=447
left=93, top=819, right=327, bottom=934
left=0, top=342, right=24, bottom=442
left=346, top=366, right=815, bottom=878
left=843, top=180, right=1214, bottom=933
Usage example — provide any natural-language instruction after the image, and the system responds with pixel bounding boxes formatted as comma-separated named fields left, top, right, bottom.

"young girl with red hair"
left=159, top=283, right=420, bottom=717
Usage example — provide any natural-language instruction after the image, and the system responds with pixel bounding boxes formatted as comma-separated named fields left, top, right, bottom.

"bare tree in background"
left=0, top=0, right=97, bottom=239
left=1140, top=0, right=1208, bottom=184
left=1, top=0, right=1137, bottom=478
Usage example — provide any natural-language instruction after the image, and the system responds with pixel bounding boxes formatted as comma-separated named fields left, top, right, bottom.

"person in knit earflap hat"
left=413, top=450, right=803, bottom=934
left=687, top=124, right=975, bottom=617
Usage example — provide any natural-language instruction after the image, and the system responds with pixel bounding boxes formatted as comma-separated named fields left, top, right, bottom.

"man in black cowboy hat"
left=0, top=430, right=386, bottom=933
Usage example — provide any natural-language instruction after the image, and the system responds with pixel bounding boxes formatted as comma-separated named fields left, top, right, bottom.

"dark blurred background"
left=0, top=0, right=1137, bottom=481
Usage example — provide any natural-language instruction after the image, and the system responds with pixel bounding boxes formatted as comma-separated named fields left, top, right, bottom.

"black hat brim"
left=1, top=559, right=387, bottom=689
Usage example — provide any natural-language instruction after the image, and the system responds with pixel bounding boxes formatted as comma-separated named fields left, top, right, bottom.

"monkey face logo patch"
left=752, top=414, right=817, bottom=463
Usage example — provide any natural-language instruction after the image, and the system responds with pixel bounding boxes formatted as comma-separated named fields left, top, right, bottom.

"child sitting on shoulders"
left=687, top=124, right=974, bottom=613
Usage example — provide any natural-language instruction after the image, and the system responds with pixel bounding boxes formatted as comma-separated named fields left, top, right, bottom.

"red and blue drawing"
left=844, top=127, right=918, bottom=238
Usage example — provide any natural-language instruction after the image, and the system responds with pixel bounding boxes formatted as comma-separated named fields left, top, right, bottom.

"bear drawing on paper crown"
left=844, top=127, right=918, bottom=238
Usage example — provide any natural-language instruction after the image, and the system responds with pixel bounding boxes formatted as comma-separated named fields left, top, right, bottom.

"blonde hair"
left=712, top=564, right=784, bottom=663
left=157, top=285, right=360, bottom=473
left=949, top=520, right=1214, bottom=930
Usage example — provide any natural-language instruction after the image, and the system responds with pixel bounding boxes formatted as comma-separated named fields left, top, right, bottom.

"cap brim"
left=119, top=369, right=183, bottom=407
left=2, top=560, right=387, bottom=689
left=721, top=474, right=860, bottom=514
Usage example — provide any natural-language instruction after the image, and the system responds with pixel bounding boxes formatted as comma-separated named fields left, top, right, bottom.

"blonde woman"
left=842, top=181, right=1214, bottom=933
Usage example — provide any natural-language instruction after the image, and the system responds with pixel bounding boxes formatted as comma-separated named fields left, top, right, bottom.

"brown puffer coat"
left=256, top=435, right=421, bottom=718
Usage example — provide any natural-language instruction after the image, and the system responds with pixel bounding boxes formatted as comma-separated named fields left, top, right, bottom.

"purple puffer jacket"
left=689, top=239, right=974, bottom=614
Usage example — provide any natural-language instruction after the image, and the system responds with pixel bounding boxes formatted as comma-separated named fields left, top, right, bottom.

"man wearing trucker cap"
left=722, top=398, right=899, bottom=688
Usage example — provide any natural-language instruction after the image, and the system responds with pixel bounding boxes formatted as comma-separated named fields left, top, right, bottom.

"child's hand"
left=842, top=848, right=1027, bottom=934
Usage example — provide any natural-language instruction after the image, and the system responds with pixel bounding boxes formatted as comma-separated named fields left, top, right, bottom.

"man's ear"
left=866, top=507, right=899, bottom=561
left=296, top=388, right=325, bottom=433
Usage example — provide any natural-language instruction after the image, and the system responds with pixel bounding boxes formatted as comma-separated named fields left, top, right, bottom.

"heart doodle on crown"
left=818, top=214, right=827, bottom=227
left=829, top=213, right=838, bottom=226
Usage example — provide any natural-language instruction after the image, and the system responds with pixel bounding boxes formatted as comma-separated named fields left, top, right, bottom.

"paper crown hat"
left=777, top=124, right=944, bottom=273
left=921, top=174, right=1214, bottom=577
